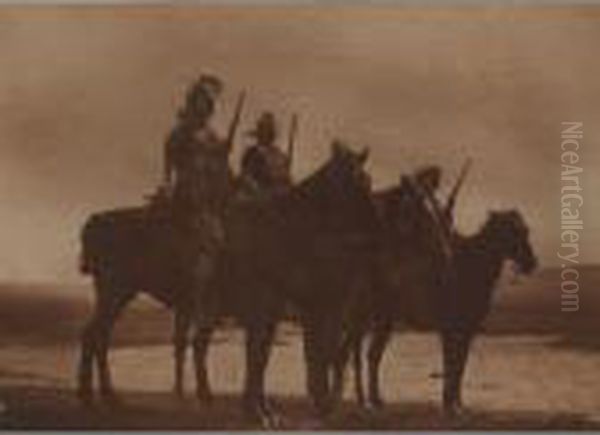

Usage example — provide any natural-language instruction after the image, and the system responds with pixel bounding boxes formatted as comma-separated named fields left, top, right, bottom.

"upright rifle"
left=443, top=157, right=473, bottom=224
left=225, top=90, right=247, bottom=152
left=286, top=113, right=299, bottom=172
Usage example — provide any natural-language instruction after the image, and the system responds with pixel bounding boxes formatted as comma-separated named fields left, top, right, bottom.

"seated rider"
left=382, top=165, right=454, bottom=259
left=162, top=75, right=227, bottom=218
left=158, top=74, right=229, bottom=253
left=239, top=111, right=291, bottom=199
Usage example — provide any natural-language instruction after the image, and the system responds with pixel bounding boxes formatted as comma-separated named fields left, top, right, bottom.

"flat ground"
left=1, top=329, right=599, bottom=429
left=0, top=269, right=599, bottom=429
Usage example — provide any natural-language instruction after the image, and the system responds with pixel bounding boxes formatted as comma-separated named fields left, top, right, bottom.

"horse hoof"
left=260, top=412, right=282, bottom=430
left=298, top=416, right=324, bottom=430
left=242, top=402, right=280, bottom=429
left=367, top=397, right=385, bottom=410
left=100, top=391, right=123, bottom=408
left=196, top=389, right=213, bottom=404
left=242, top=408, right=265, bottom=428
left=263, top=403, right=284, bottom=429
left=173, top=385, right=186, bottom=400
left=77, top=387, right=94, bottom=407
left=313, top=396, right=335, bottom=419
left=443, top=403, right=467, bottom=419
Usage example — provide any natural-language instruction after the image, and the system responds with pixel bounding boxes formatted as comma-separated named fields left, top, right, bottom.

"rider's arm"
left=240, top=146, right=256, bottom=176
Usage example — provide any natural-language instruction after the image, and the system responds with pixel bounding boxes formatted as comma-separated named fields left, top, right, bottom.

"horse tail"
left=79, top=247, right=93, bottom=275
left=79, top=214, right=102, bottom=275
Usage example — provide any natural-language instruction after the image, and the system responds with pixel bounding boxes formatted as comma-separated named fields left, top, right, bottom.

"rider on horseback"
left=409, top=165, right=454, bottom=258
left=239, top=111, right=291, bottom=198
left=164, top=76, right=224, bottom=201
left=388, top=159, right=471, bottom=260
left=160, top=74, right=230, bottom=245
left=381, top=165, right=452, bottom=258
left=145, top=75, right=234, bottom=303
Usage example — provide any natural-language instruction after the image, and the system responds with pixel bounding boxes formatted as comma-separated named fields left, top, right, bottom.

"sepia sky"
left=0, top=6, right=599, bottom=283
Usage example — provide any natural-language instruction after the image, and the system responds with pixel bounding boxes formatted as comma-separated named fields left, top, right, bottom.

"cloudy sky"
left=0, top=6, right=598, bottom=283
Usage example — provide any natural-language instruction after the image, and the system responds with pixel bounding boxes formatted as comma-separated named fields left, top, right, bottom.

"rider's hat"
left=247, top=111, right=277, bottom=139
left=414, top=165, right=441, bottom=191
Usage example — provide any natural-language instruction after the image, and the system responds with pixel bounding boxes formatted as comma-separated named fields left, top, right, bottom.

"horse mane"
left=455, top=210, right=527, bottom=260
left=290, top=155, right=337, bottom=201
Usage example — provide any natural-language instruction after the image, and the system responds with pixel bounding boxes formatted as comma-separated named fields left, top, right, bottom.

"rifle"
left=225, top=90, right=247, bottom=152
left=443, top=157, right=472, bottom=221
left=287, top=113, right=299, bottom=171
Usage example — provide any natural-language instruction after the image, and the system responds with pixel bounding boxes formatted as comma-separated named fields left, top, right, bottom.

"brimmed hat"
left=247, top=112, right=277, bottom=138
left=414, top=165, right=441, bottom=189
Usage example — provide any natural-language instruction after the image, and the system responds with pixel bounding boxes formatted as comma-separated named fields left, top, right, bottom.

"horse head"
left=324, top=139, right=372, bottom=197
left=294, top=139, right=375, bottom=233
left=485, top=209, right=538, bottom=275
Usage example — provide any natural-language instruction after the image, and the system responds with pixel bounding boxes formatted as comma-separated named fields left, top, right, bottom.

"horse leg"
left=78, top=311, right=98, bottom=405
left=453, top=332, right=473, bottom=411
left=192, top=321, right=214, bottom=402
left=330, top=330, right=354, bottom=405
left=302, top=320, right=331, bottom=419
left=366, top=318, right=393, bottom=409
left=319, top=309, right=352, bottom=417
left=189, top=251, right=220, bottom=402
left=243, top=320, right=277, bottom=426
left=77, top=276, right=109, bottom=405
left=442, top=330, right=473, bottom=415
left=95, top=291, right=132, bottom=403
left=340, top=320, right=368, bottom=407
left=173, top=307, right=191, bottom=399
left=353, top=335, right=366, bottom=407
left=257, top=321, right=278, bottom=421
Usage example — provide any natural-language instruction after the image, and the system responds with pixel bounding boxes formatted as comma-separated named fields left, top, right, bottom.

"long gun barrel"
left=225, top=90, right=246, bottom=152
left=444, top=157, right=472, bottom=220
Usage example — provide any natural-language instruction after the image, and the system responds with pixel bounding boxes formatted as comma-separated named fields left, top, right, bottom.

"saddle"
left=146, top=185, right=174, bottom=214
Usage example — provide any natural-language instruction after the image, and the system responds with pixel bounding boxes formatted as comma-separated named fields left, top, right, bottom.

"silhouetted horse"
left=77, top=140, right=231, bottom=405
left=189, top=141, right=379, bottom=424
left=337, top=208, right=537, bottom=415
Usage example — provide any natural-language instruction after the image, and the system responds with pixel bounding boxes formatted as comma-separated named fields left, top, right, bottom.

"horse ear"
left=510, top=209, right=526, bottom=229
left=359, top=147, right=370, bottom=165
left=331, top=140, right=344, bottom=156
left=488, top=210, right=499, bottom=220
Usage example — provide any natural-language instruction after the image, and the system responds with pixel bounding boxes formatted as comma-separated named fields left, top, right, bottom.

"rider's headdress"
left=185, top=74, right=223, bottom=108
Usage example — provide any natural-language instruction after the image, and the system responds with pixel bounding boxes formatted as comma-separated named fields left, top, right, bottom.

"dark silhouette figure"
left=336, top=207, right=538, bottom=416
left=239, top=111, right=291, bottom=198
left=329, top=165, right=451, bottom=406
left=163, top=74, right=228, bottom=213
left=381, top=166, right=450, bottom=260
left=191, top=140, right=379, bottom=424
left=77, top=75, right=237, bottom=405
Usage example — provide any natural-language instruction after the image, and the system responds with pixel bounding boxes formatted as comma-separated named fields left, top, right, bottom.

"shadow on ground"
left=545, top=333, right=600, bottom=353
left=0, top=385, right=597, bottom=430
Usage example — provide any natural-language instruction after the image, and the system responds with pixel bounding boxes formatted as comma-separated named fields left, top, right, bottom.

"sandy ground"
left=1, top=326, right=599, bottom=429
